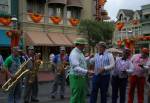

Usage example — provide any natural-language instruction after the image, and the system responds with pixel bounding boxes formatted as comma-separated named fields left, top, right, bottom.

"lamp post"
left=11, top=16, right=18, bottom=30
left=10, top=16, right=20, bottom=49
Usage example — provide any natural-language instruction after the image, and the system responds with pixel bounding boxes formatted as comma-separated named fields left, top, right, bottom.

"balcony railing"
left=141, top=18, right=150, bottom=23
left=22, top=12, right=80, bottom=27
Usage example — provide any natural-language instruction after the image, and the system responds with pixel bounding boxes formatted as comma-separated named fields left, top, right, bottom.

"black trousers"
left=111, top=76, right=128, bottom=103
left=24, top=75, right=38, bottom=102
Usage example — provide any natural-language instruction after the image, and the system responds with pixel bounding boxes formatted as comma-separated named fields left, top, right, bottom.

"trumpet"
left=2, top=58, right=32, bottom=92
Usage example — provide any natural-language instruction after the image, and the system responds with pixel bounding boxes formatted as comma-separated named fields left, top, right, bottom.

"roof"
left=120, top=9, right=134, bottom=19
left=136, top=10, right=142, bottom=16
left=48, top=33, right=72, bottom=46
left=25, top=31, right=53, bottom=46
left=66, top=34, right=82, bottom=44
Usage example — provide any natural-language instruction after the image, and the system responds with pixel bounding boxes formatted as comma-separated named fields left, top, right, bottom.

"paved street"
left=0, top=81, right=149, bottom=103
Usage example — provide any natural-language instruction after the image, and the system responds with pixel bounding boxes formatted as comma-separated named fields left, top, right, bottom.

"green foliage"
left=78, top=19, right=115, bottom=47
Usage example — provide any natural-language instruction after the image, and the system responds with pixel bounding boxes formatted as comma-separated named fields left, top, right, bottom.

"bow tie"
left=99, top=53, right=103, bottom=55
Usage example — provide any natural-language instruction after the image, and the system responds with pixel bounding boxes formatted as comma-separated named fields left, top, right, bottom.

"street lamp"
left=11, top=16, right=18, bottom=30
left=10, top=16, right=20, bottom=49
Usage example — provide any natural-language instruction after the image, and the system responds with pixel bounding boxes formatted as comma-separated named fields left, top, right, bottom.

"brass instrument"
left=2, top=58, right=32, bottom=92
left=28, top=59, right=43, bottom=83
left=58, top=62, right=69, bottom=74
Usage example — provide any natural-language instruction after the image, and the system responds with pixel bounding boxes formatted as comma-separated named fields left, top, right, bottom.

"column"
left=63, top=5, right=67, bottom=25
left=44, top=0, right=49, bottom=32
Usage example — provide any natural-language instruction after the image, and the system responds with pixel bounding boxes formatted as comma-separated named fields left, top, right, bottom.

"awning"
left=66, top=34, right=82, bottom=43
left=48, top=33, right=72, bottom=46
left=0, top=30, right=10, bottom=47
left=25, top=31, right=53, bottom=46
left=67, top=0, right=83, bottom=8
left=48, top=0, right=67, bottom=5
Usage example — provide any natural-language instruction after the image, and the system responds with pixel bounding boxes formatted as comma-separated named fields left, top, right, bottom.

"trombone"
left=2, top=58, right=32, bottom=92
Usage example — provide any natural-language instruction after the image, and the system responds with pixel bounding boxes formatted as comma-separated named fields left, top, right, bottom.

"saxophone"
left=2, top=58, right=32, bottom=92
left=58, top=62, right=69, bottom=74
left=28, top=59, right=43, bottom=83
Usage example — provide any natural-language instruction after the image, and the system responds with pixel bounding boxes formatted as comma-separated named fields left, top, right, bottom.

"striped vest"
left=94, top=52, right=110, bottom=75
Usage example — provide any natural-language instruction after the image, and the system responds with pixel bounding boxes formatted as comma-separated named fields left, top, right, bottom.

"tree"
left=78, top=19, right=114, bottom=52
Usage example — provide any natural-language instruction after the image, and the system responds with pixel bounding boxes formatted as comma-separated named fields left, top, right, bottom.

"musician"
left=3, top=46, right=21, bottom=103
left=0, top=53, right=4, bottom=86
left=24, top=46, right=39, bottom=103
left=128, top=48, right=149, bottom=103
left=51, top=46, right=69, bottom=99
left=0, top=53, right=3, bottom=70
left=90, top=41, right=115, bottom=103
left=111, top=48, right=134, bottom=103
left=146, top=60, right=150, bottom=103
left=69, top=38, right=94, bottom=103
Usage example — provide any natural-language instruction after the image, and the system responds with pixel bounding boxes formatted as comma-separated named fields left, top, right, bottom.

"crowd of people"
left=0, top=46, right=42, bottom=103
left=0, top=37, right=150, bottom=103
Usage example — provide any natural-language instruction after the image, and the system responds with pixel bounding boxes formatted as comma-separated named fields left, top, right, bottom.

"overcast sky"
left=105, top=0, right=150, bottom=21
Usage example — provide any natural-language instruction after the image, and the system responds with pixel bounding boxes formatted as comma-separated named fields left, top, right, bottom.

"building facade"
left=0, top=0, right=97, bottom=68
left=114, top=4, right=150, bottom=53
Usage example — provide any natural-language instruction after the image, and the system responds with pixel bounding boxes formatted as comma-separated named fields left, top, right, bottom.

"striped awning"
left=25, top=31, right=53, bottom=46
left=48, top=33, right=72, bottom=46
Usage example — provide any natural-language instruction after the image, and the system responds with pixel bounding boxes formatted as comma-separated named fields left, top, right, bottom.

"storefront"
left=0, top=29, right=11, bottom=59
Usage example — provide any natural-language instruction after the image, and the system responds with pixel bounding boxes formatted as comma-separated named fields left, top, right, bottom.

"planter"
left=116, top=22, right=124, bottom=31
left=29, top=13, right=43, bottom=23
left=117, top=40, right=123, bottom=48
left=0, top=17, right=11, bottom=26
left=132, top=20, right=139, bottom=25
left=50, top=16, right=62, bottom=24
left=69, top=18, right=80, bottom=26
left=124, top=38, right=130, bottom=48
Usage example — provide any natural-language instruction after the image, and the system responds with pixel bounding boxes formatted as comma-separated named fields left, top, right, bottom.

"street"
left=0, top=81, right=149, bottom=103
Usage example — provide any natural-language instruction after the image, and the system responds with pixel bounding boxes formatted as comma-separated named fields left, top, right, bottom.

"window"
left=119, top=14, right=123, bottom=21
left=0, top=0, right=9, bottom=13
left=48, top=5, right=64, bottom=17
left=67, top=7, right=81, bottom=19
left=27, top=0, right=45, bottom=14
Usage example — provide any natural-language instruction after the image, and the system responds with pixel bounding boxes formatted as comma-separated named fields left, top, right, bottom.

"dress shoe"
left=60, top=95, right=64, bottom=99
left=51, top=95, right=55, bottom=99
left=24, top=101, right=29, bottom=103
left=31, top=98, right=39, bottom=102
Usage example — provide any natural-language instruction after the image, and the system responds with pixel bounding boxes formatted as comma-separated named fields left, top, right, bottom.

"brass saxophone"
left=58, top=62, right=69, bottom=74
left=2, top=58, right=32, bottom=92
left=28, top=59, right=43, bottom=83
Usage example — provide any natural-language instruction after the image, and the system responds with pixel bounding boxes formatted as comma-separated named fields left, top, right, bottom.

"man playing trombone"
left=3, top=46, right=21, bottom=103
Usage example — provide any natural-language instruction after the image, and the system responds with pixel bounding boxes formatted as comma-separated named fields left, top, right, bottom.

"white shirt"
left=69, top=47, right=88, bottom=76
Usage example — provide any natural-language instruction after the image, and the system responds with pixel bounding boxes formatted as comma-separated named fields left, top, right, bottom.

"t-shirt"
left=4, top=55, right=13, bottom=69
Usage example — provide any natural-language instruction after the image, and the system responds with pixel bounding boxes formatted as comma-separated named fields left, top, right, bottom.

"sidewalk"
left=38, top=71, right=55, bottom=82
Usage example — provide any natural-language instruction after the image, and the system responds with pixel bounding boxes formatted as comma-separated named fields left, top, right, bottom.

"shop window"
left=27, top=0, right=45, bottom=14
left=67, top=7, right=81, bottom=19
